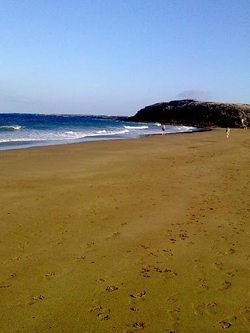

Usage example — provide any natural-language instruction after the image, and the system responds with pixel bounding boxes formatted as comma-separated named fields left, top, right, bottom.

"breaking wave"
left=124, top=125, right=148, bottom=129
left=0, top=125, right=22, bottom=131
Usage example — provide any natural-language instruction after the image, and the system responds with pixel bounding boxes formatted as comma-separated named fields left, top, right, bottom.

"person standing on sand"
left=226, top=127, right=230, bottom=139
left=241, top=118, right=247, bottom=130
left=161, top=123, right=166, bottom=135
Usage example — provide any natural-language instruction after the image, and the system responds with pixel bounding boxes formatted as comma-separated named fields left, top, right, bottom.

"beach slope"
left=0, top=129, right=249, bottom=332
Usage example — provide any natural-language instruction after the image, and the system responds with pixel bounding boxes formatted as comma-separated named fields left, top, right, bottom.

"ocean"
left=0, top=113, right=197, bottom=150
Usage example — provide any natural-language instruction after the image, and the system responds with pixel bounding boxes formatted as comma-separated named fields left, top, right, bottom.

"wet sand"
left=0, top=129, right=249, bottom=332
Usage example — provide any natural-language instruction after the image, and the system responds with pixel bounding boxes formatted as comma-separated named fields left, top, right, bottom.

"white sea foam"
left=174, top=126, right=196, bottom=132
left=96, top=129, right=129, bottom=135
left=63, top=129, right=129, bottom=139
left=0, top=125, right=22, bottom=131
left=0, top=138, right=39, bottom=143
left=124, top=125, right=148, bottom=129
left=0, top=128, right=131, bottom=144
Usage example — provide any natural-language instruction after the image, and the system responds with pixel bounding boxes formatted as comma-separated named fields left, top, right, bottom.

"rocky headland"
left=128, top=99, right=250, bottom=128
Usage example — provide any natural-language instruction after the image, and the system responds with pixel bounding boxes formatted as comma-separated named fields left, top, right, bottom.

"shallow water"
left=0, top=113, right=197, bottom=150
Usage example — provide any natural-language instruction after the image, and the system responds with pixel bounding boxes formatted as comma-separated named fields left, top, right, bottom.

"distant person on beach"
left=161, top=124, right=166, bottom=135
left=241, top=118, right=247, bottom=130
left=226, top=127, right=230, bottom=139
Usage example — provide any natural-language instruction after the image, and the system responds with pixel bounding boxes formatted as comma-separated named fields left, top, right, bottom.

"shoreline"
left=0, top=126, right=212, bottom=152
left=0, top=129, right=249, bottom=332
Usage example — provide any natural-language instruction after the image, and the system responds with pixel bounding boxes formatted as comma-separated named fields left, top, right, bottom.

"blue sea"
left=0, top=113, right=197, bottom=150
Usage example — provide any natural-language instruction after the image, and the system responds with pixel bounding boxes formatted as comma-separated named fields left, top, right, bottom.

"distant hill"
left=128, top=99, right=250, bottom=128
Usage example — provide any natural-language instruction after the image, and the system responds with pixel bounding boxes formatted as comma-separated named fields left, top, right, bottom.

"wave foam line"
left=124, top=125, right=148, bottom=129
left=0, top=125, right=22, bottom=131
left=0, top=129, right=130, bottom=144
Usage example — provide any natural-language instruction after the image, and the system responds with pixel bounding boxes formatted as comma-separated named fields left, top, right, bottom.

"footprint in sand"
left=164, top=268, right=177, bottom=278
left=219, top=280, right=232, bottom=291
left=223, top=248, right=236, bottom=255
left=167, top=295, right=178, bottom=304
left=213, top=261, right=224, bottom=271
left=140, top=267, right=151, bottom=278
left=89, top=303, right=111, bottom=320
left=121, top=222, right=127, bottom=226
left=28, top=295, right=45, bottom=305
left=199, top=283, right=209, bottom=291
left=140, top=244, right=150, bottom=250
left=130, top=291, right=146, bottom=299
left=89, top=304, right=102, bottom=313
left=96, top=278, right=106, bottom=283
left=192, top=303, right=205, bottom=316
left=106, top=285, right=118, bottom=292
left=169, top=238, right=177, bottom=244
left=219, top=320, right=232, bottom=329
left=168, top=305, right=181, bottom=322
left=131, top=322, right=145, bottom=329
left=194, top=278, right=209, bottom=293
left=44, top=272, right=55, bottom=279
left=151, top=267, right=177, bottom=278
left=162, top=249, right=174, bottom=256
left=154, top=267, right=163, bottom=273
left=87, top=242, right=95, bottom=248
left=75, top=255, right=86, bottom=262
left=105, top=232, right=120, bottom=240
left=0, top=284, right=11, bottom=289
left=179, top=231, right=188, bottom=240
left=149, top=251, right=158, bottom=257
left=130, top=307, right=139, bottom=312
left=206, top=302, right=218, bottom=316
left=226, top=269, right=238, bottom=278
left=98, top=311, right=110, bottom=320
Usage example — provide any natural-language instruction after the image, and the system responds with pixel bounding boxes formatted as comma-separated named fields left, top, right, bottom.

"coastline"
left=0, top=129, right=249, bottom=332
left=0, top=125, right=211, bottom=152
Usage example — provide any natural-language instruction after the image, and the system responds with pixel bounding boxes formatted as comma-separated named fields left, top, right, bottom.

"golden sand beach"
left=0, top=129, right=249, bottom=332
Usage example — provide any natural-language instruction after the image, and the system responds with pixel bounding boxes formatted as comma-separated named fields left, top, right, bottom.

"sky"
left=0, top=0, right=249, bottom=115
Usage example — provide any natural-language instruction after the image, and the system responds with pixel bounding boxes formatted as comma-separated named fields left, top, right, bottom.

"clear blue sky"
left=0, top=0, right=249, bottom=115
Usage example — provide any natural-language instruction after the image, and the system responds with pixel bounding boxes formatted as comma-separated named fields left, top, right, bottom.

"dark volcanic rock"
left=128, top=99, right=250, bottom=128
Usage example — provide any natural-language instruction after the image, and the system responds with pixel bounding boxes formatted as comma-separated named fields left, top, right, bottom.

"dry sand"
left=0, top=129, right=249, bottom=333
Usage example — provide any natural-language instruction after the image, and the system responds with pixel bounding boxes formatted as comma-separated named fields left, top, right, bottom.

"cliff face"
left=129, top=100, right=250, bottom=128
